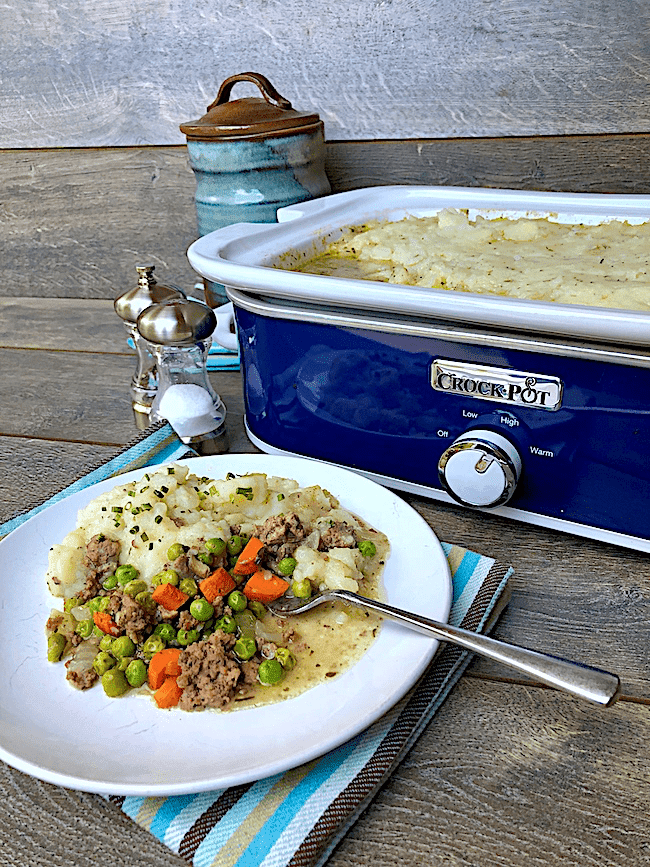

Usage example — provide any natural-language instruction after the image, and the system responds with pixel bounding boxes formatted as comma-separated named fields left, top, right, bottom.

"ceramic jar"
left=180, top=72, right=331, bottom=306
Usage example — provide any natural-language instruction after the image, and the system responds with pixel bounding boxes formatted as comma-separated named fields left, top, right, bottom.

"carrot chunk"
left=233, top=537, right=265, bottom=576
left=148, top=648, right=183, bottom=691
left=243, top=569, right=290, bottom=604
left=199, top=567, right=236, bottom=603
left=151, top=583, right=189, bottom=611
left=153, top=675, right=183, bottom=709
left=92, top=611, right=120, bottom=635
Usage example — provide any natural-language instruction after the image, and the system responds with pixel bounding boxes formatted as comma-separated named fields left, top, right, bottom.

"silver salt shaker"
left=137, top=298, right=229, bottom=455
left=114, top=264, right=187, bottom=429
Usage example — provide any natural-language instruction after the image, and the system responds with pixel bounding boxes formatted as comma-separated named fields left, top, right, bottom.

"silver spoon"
left=268, top=589, right=620, bottom=707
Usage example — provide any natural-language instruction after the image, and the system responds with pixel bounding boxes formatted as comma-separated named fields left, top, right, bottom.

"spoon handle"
left=335, top=590, right=620, bottom=706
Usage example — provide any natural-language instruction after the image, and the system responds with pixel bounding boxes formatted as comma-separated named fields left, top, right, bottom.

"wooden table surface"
left=1, top=296, right=649, bottom=867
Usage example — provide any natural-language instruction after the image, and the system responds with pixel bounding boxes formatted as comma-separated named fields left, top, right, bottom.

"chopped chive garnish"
left=111, top=506, right=123, bottom=513
left=277, top=493, right=285, bottom=501
left=154, top=515, right=163, bottom=524
left=141, top=532, right=149, bottom=542
left=209, top=485, right=218, bottom=496
left=236, top=486, right=254, bottom=500
left=144, top=473, right=150, bottom=481
left=161, top=485, right=169, bottom=493
left=129, top=526, right=139, bottom=535
left=149, top=543, right=154, bottom=550
left=167, top=467, right=175, bottom=475
left=154, top=490, right=164, bottom=498
left=127, top=491, right=135, bottom=497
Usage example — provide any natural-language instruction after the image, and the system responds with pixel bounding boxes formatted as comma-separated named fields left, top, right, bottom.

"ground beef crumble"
left=255, top=513, right=310, bottom=569
left=318, top=521, right=357, bottom=550
left=79, top=534, right=121, bottom=601
left=108, top=589, right=156, bottom=643
left=176, top=631, right=242, bottom=711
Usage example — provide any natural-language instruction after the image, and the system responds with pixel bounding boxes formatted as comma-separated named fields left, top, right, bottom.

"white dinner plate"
left=0, top=454, right=452, bottom=796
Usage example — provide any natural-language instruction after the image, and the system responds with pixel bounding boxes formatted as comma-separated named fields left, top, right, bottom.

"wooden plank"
left=0, top=348, right=249, bottom=449
left=0, top=298, right=130, bottom=351
left=2, top=0, right=650, bottom=147
left=2, top=135, right=650, bottom=299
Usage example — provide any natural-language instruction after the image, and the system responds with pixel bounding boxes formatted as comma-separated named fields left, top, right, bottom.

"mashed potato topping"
left=298, top=208, right=650, bottom=312
left=45, top=464, right=389, bottom=711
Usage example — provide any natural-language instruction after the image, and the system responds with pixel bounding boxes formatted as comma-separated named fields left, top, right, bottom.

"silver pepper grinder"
left=114, top=264, right=187, bottom=429
left=137, top=298, right=229, bottom=455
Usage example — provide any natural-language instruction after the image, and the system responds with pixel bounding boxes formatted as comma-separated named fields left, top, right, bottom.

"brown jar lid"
left=179, top=72, right=322, bottom=141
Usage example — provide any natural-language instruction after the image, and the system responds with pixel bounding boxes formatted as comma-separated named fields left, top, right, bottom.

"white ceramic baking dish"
left=188, top=185, right=650, bottom=346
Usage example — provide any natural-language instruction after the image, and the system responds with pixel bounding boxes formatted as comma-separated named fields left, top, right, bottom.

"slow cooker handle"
left=213, top=302, right=239, bottom=351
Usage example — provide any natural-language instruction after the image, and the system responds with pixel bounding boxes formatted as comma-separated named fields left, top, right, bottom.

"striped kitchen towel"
left=1, top=422, right=512, bottom=867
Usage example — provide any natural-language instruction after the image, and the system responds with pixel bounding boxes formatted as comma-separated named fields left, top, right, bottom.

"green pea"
left=111, top=635, right=136, bottom=658
left=291, top=578, right=312, bottom=599
left=358, top=540, right=377, bottom=558
left=47, top=632, right=66, bottom=662
left=102, top=574, right=119, bottom=590
left=277, top=557, right=297, bottom=576
left=190, top=598, right=214, bottom=622
left=227, top=590, right=247, bottom=613
left=234, top=636, right=256, bottom=661
left=153, top=623, right=177, bottom=642
left=123, top=579, right=148, bottom=597
left=258, top=658, right=284, bottom=685
left=275, top=647, right=296, bottom=670
left=177, top=628, right=199, bottom=647
left=135, top=590, right=156, bottom=612
left=115, top=564, right=138, bottom=586
left=125, top=659, right=147, bottom=687
left=64, top=596, right=80, bottom=613
left=101, top=668, right=129, bottom=697
left=93, top=651, right=116, bottom=676
left=247, top=600, right=266, bottom=620
left=197, top=552, right=213, bottom=566
left=99, top=634, right=115, bottom=652
left=88, top=595, right=110, bottom=613
left=117, top=656, right=133, bottom=671
left=142, top=634, right=165, bottom=658
left=152, top=569, right=179, bottom=588
left=92, top=625, right=104, bottom=638
left=167, top=542, right=185, bottom=561
left=206, top=537, right=226, bottom=556
left=179, top=577, right=198, bottom=597
left=227, top=535, right=244, bottom=556
left=75, top=619, right=94, bottom=639
left=214, top=614, right=237, bottom=635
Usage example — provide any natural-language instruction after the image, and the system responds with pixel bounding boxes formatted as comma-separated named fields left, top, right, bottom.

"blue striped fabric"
left=2, top=423, right=511, bottom=867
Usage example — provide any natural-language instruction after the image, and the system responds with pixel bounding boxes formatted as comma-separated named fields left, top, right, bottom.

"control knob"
left=438, top=430, right=522, bottom=508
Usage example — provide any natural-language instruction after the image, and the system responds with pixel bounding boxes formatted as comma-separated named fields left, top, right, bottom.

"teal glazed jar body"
left=180, top=73, right=331, bottom=306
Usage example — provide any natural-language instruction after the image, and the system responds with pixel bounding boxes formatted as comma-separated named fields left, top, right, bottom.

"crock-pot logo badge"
left=431, top=360, right=563, bottom=411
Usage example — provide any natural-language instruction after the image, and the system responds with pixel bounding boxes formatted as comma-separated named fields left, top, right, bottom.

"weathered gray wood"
left=0, top=298, right=131, bottom=351
left=2, top=0, right=649, bottom=147
left=0, top=347, right=249, bottom=449
left=2, top=136, right=650, bottom=299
